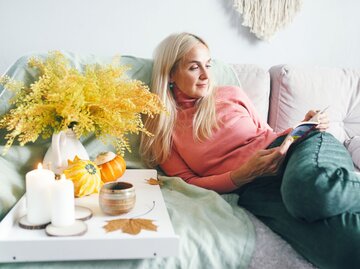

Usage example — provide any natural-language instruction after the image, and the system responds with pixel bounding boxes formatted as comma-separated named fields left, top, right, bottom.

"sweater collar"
left=173, top=87, right=197, bottom=109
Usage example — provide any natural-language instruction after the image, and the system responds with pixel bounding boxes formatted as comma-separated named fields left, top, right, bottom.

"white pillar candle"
left=51, top=174, right=75, bottom=227
left=25, top=163, right=55, bottom=224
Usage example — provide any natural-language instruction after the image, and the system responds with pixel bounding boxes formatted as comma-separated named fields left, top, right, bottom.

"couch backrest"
left=231, top=64, right=270, bottom=122
left=269, top=65, right=360, bottom=143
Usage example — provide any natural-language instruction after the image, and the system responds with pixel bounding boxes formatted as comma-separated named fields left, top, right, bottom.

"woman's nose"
left=200, top=67, right=209, bottom=80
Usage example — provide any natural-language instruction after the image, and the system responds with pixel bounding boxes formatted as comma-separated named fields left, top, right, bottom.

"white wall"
left=0, top=0, right=359, bottom=74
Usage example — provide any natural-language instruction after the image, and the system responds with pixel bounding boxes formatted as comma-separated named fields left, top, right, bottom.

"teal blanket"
left=0, top=53, right=254, bottom=268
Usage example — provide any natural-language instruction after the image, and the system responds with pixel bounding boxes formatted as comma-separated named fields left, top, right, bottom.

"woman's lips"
left=196, top=83, right=208, bottom=88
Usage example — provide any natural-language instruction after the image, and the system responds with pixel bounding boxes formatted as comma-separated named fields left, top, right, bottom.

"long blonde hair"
left=140, top=32, right=218, bottom=167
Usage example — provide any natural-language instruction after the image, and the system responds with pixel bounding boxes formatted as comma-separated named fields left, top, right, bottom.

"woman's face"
left=171, top=43, right=212, bottom=99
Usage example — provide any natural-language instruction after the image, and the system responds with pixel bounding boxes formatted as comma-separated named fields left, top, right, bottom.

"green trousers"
left=236, top=132, right=360, bottom=269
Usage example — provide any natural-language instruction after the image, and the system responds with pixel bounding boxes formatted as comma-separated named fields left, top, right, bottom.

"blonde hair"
left=140, top=32, right=218, bottom=167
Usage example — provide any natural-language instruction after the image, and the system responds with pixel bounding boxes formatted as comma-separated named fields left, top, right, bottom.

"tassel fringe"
left=233, top=0, right=303, bottom=41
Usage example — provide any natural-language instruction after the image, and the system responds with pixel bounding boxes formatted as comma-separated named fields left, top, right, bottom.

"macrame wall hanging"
left=233, top=0, right=303, bottom=41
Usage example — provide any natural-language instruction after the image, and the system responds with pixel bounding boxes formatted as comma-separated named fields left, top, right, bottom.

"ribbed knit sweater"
left=160, top=86, right=286, bottom=193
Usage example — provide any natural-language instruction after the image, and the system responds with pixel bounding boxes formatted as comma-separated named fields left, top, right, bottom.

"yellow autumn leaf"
left=103, top=218, right=157, bottom=235
left=146, top=178, right=163, bottom=186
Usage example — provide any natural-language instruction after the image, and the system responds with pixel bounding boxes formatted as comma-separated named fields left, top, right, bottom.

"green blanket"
left=0, top=53, right=254, bottom=268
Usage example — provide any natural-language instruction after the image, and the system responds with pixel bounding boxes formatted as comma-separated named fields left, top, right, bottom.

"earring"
left=169, top=82, right=174, bottom=90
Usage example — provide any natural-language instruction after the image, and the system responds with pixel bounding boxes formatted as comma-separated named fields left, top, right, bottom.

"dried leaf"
left=146, top=177, right=163, bottom=186
left=103, top=218, right=157, bottom=235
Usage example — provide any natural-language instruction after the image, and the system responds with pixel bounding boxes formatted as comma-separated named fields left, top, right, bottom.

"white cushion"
left=344, top=136, right=360, bottom=171
left=269, top=65, right=360, bottom=143
left=231, top=64, right=270, bottom=122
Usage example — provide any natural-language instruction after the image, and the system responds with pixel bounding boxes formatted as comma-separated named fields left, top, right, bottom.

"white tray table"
left=0, top=169, right=179, bottom=263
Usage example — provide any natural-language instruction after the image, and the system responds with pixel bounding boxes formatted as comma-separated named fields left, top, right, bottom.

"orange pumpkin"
left=95, top=152, right=126, bottom=183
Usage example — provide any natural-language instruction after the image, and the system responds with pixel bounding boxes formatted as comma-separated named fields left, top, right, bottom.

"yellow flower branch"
left=0, top=51, right=166, bottom=155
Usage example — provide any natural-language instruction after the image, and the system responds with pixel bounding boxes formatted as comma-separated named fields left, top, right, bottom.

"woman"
left=140, top=32, right=360, bottom=269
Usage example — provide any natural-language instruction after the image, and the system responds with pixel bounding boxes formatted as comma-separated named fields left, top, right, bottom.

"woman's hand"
left=230, top=136, right=293, bottom=187
left=303, top=109, right=329, bottom=132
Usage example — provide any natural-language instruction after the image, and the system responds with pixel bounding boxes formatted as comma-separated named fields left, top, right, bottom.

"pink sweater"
left=160, top=86, right=285, bottom=193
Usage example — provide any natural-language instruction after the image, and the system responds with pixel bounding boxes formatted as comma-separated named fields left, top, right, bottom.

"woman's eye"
left=188, top=63, right=211, bottom=71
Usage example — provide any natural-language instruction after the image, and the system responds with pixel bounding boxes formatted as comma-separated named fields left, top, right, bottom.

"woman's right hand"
left=230, top=136, right=293, bottom=187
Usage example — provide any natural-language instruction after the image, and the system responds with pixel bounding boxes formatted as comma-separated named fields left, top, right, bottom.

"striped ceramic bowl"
left=99, top=182, right=136, bottom=215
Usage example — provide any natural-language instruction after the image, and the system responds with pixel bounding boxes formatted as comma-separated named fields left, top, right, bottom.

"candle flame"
left=37, top=163, right=43, bottom=169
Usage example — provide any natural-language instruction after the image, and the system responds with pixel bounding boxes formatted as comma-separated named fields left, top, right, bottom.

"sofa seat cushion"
left=269, top=65, right=360, bottom=143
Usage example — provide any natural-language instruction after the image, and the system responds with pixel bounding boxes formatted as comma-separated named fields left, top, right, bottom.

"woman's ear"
left=169, top=64, right=177, bottom=83
left=169, top=71, right=174, bottom=83
left=169, top=74, right=175, bottom=84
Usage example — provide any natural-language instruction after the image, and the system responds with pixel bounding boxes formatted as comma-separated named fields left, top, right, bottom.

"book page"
left=279, top=121, right=318, bottom=154
left=289, top=122, right=318, bottom=141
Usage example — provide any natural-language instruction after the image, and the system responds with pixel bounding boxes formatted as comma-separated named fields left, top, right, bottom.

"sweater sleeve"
left=160, top=146, right=238, bottom=194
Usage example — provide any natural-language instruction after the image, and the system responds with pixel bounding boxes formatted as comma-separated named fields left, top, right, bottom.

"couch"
left=1, top=53, right=359, bottom=269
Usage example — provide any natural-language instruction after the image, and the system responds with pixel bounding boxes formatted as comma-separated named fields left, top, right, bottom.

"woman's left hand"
left=303, top=110, right=329, bottom=131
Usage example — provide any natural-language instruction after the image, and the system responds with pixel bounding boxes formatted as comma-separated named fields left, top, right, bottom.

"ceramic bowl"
left=99, top=182, right=136, bottom=215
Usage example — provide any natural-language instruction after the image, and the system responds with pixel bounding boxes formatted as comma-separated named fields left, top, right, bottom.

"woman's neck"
left=173, top=87, right=197, bottom=109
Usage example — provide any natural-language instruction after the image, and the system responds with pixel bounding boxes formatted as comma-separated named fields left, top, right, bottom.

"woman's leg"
left=237, top=178, right=360, bottom=269
left=237, top=132, right=360, bottom=268
left=281, top=131, right=360, bottom=222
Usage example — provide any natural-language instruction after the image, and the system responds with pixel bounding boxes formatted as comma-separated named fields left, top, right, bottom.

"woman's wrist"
left=230, top=166, right=255, bottom=188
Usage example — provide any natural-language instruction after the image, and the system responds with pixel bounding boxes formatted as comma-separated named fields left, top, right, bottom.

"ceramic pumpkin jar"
left=63, top=156, right=102, bottom=197
left=94, top=152, right=126, bottom=183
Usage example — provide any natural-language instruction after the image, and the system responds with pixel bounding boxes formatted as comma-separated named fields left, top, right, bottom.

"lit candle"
left=51, top=174, right=75, bottom=227
left=25, top=163, right=55, bottom=224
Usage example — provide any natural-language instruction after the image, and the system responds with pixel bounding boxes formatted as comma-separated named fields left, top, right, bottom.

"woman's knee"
left=281, top=165, right=360, bottom=222
left=281, top=132, right=360, bottom=221
left=281, top=168, right=331, bottom=222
